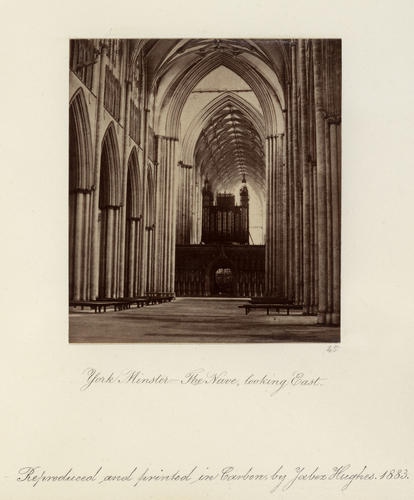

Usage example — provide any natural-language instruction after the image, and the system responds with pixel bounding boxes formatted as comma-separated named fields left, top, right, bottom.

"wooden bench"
left=145, top=293, right=175, bottom=305
left=160, top=293, right=175, bottom=303
left=108, top=298, right=148, bottom=309
left=132, top=298, right=148, bottom=308
left=249, top=297, right=291, bottom=305
left=145, top=294, right=160, bottom=305
left=239, top=302, right=303, bottom=316
left=70, top=294, right=174, bottom=312
left=69, top=300, right=124, bottom=313
left=70, top=297, right=148, bottom=313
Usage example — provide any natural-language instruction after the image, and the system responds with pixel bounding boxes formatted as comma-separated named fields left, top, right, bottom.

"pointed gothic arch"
left=69, top=88, right=93, bottom=301
left=98, top=122, right=122, bottom=298
left=155, top=51, right=284, bottom=138
left=177, top=92, right=266, bottom=245
left=124, top=147, right=142, bottom=296
left=99, top=122, right=121, bottom=208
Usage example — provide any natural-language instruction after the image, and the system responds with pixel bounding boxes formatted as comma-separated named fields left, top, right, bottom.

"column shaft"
left=291, top=42, right=301, bottom=304
left=299, top=39, right=311, bottom=314
left=265, top=137, right=270, bottom=294
left=82, top=192, right=91, bottom=300
left=73, top=192, right=85, bottom=301
left=105, top=207, right=114, bottom=297
left=325, top=118, right=333, bottom=323
left=330, top=121, right=341, bottom=325
left=140, top=109, right=150, bottom=295
left=90, top=44, right=107, bottom=299
left=128, top=219, right=136, bottom=296
left=119, top=81, right=132, bottom=297
left=313, top=39, right=328, bottom=324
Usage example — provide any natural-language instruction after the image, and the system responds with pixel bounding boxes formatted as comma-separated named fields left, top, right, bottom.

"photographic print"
left=69, top=38, right=341, bottom=343
left=3, top=2, right=414, bottom=499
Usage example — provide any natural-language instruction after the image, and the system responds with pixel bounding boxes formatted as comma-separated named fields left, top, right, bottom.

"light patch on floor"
left=69, top=298, right=340, bottom=343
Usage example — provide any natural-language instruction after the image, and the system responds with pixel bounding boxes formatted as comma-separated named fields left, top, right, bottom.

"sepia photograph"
left=69, top=38, right=341, bottom=343
left=3, top=1, right=414, bottom=499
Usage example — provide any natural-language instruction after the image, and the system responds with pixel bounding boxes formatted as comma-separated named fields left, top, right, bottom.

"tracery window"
left=129, top=102, right=140, bottom=145
left=147, top=127, right=156, bottom=161
left=70, top=39, right=95, bottom=90
left=104, top=67, right=121, bottom=121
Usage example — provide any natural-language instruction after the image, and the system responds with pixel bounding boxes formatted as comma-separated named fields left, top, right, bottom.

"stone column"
left=169, top=139, right=178, bottom=293
left=90, top=43, right=107, bottom=299
left=155, top=138, right=164, bottom=292
left=82, top=190, right=92, bottom=300
left=152, top=159, right=161, bottom=292
left=127, top=217, right=136, bottom=297
left=271, top=135, right=277, bottom=295
left=312, top=162, right=319, bottom=315
left=165, top=139, right=172, bottom=293
left=264, top=135, right=272, bottom=294
left=313, top=39, right=328, bottom=324
left=150, top=224, right=156, bottom=292
left=139, top=108, right=150, bottom=295
left=155, top=159, right=163, bottom=293
left=176, top=163, right=183, bottom=244
left=113, top=207, right=121, bottom=297
left=287, top=82, right=295, bottom=303
left=276, top=132, right=286, bottom=297
left=281, top=117, right=289, bottom=297
left=73, top=190, right=85, bottom=301
left=134, top=217, right=142, bottom=296
left=145, top=225, right=153, bottom=293
left=325, top=117, right=333, bottom=324
left=104, top=206, right=114, bottom=297
left=118, top=80, right=132, bottom=297
left=265, top=134, right=285, bottom=299
left=309, top=163, right=315, bottom=313
left=291, top=41, right=301, bottom=304
left=298, top=39, right=311, bottom=315
left=330, top=118, right=341, bottom=325
left=186, top=165, right=193, bottom=244
left=163, top=140, right=170, bottom=292
left=155, top=137, right=178, bottom=294
left=158, top=140, right=166, bottom=292
left=178, top=162, right=193, bottom=245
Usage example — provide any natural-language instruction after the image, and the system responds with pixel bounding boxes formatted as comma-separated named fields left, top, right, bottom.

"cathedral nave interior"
left=69, top=38, right=341, bottom=342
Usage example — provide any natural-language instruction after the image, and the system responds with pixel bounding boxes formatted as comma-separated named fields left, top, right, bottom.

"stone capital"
left=326, top=115, right=341, bottom=125
left=130, top=215, right=142, bottom=222
left=71, top=186, right=94, bottom=195
left=178, top=161, right=192, bottom=169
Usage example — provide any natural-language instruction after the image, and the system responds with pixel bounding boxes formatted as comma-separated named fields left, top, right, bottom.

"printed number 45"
left=327, top=345, right=339, bottom=353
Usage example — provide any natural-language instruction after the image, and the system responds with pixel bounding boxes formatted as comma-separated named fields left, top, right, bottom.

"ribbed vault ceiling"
left=195, top=104, right=265, bottom=196
left=145, top=38, right=289, bottom=91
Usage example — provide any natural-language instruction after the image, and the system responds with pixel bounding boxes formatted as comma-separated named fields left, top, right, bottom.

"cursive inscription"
left=16, top=464, right=410, bottom=493
left=81, top=368, right=325, bottom=396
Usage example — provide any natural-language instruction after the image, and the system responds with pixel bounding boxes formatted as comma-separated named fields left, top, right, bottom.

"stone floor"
left=69, top=298, right=340, bottom=343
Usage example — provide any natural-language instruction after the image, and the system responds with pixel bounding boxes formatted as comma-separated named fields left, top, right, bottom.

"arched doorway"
left=214, top=267, right=234, bottom=295
left=205, top=256, right=237, bottom=296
